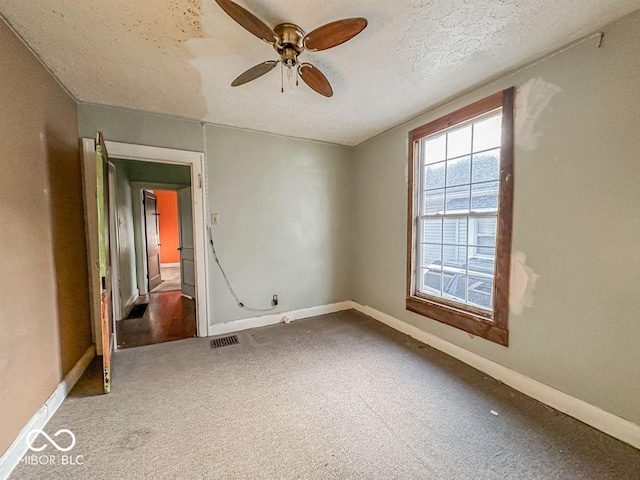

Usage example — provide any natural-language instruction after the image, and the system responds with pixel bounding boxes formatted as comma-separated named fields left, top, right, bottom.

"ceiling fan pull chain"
left=287, top=65, right=294, bottom=88
left=281, top=61, right=284, bottom=93
left=296, top=67, right=299, bottom=87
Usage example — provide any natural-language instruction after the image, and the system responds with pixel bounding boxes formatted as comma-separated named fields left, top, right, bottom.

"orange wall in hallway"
left=155, top=190, right=180, bottom=264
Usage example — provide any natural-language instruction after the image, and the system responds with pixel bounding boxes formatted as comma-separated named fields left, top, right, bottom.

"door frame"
left=131, top=182, right=188, bottom=296
left=82, top=139, right=211, bottom=352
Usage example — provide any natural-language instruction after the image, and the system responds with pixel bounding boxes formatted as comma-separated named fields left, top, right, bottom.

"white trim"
left=0, top=346, right=95, bottom=480
left=82, top=140, right=211, bottom=339
left=209, top=301, right=355, bottom=336
left=352, top=302, right=640, bottom=449
left=161, top=263, right=180, bottom=268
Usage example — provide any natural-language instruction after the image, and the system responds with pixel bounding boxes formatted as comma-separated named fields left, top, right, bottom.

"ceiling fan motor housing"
left=274, top=23, right=305, bottom=67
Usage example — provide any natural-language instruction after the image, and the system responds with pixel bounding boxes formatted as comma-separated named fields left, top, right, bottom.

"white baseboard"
left=161, top=263, right=180, bottom=268
left=209, top=301, right=355, bottom=336
left=352, top=302, right=640, bottom=449
left=0, top=345, right=96, bottom=480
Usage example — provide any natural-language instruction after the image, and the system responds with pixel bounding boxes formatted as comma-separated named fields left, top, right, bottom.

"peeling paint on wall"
left=510, top=251, right=539, bottom=315
left=514, top=77, right=561, bottom=152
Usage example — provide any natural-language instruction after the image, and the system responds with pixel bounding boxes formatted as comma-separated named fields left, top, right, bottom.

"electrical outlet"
left=211, top=213, right=220, bottom=225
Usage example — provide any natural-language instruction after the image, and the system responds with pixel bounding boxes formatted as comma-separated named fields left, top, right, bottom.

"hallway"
left=150, top=266, right=181, bottom=293
left=117, top=291, right=196, bottom=348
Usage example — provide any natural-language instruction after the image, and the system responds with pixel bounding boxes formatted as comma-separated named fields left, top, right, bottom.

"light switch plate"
left=211, top=213, right=220, bottom=225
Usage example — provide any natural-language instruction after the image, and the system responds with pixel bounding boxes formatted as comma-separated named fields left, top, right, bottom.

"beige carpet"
left=150, top=266, right=180, bottom=293
left=11, top=310, right=640, bottom=479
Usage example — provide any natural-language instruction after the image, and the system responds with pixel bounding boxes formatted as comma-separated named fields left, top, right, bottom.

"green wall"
left=352, top=9, right=640, bottom=425
left=110, top=160, right=138, bottom=311
left=117, top=158, right=191, bottom=185
left=80, top=109, right=355, bottom=325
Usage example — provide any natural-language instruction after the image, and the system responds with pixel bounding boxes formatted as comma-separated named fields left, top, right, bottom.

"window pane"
left=477, top=243, right=495, bottom=256
left=444, top=274, right=467, bottom=304
left=443, top=217, right=467, bottom=245
left=445, top=185, right=470, bottom=213
left=441, top=245, right=466, bottom=304
left=468, top=250, right=495, bottom=267
left=424, top=189, right=445, bottom=214
left=425, top=161, right=445, bottom=190
left=467, top=252, right=495, bottom=310
left=471, top=182, right=499, bottom=211
left=469, top=216, right=497, bottom=252
left=422, top=243, right=442, bottom=268
left=421, top=268, right=442, bottom=296
left=443, top=245, right=466, bottom=265
left=446, top=156, right=471, bottom=187
left=424, top=134, right=446, bottom=164
left=468, top=275, right=493, bottom=310
left=447, top=125, right=472, bottom=159
left=476, top=216, right=496, bottom=235
left=422, top=218, right=442, bottom=243
left=421, top=244, right=442, bottom=295
left=473, top=114, right=502, bottom=152
left=472, top=148, right=500, bottom=183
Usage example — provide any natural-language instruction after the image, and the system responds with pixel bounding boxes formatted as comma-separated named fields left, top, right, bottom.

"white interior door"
left=178, top=187, right=196, bottom=298
left=144, top=190, right=162, bottom=292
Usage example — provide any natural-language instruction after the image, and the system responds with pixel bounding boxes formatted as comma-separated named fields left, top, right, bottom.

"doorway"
left=149, top=189, right=181, bottom=293
left=82, top=140, right=210, bottom=360
left=108, top=161, right=198, bottom=348
left=145, top=188, right=196, bottom=297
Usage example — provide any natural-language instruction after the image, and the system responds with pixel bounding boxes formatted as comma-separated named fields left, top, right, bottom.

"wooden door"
left=177, top=187, right=196, bottom=298
left=95, top=132, right=113, bottom=394
left=144, top=191, right=162, bottom=292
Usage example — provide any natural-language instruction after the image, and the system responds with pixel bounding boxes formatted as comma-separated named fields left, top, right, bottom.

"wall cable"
left=207, top=226, right=275, bottom=313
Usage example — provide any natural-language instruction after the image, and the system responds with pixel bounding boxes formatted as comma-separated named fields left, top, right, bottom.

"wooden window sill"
left=406, top=296, right=508, bottom=346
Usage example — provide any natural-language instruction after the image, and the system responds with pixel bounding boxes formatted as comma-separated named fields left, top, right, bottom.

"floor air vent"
left=210, top=335, right=239, bottom=349
left=125, top=303, right=148, bottom=319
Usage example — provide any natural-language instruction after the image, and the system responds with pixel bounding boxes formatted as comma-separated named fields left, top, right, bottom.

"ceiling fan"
left=214, top=0, right=368, bottom=97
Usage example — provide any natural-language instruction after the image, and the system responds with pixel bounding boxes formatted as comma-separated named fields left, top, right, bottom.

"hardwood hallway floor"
left=117, top=291, right=196, bottom=348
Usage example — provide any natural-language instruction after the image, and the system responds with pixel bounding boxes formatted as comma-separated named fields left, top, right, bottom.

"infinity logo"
left=26, top=429, right=76, bottom=452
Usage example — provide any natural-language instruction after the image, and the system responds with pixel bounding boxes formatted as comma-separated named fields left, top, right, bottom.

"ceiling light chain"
left=287, top=64, right=294, bottom=88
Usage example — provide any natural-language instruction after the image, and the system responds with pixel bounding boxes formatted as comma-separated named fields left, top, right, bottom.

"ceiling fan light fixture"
left=215, top=0, right=367, bottom=97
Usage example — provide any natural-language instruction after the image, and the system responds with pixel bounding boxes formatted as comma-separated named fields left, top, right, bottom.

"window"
left=406, top=88, right=515, bottom=346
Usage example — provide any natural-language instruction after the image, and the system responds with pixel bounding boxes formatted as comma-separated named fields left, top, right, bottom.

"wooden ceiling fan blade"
left=303, top=18, right=368, bottom=52
left=215, top=0, right=277, bottom=44
left=298, top=63, right=333, bottom=97
left=231, top=60, right=279, bottom=87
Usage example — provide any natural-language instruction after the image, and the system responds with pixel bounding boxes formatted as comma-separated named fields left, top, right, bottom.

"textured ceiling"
left=1, top=0, right=639, bottom=146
